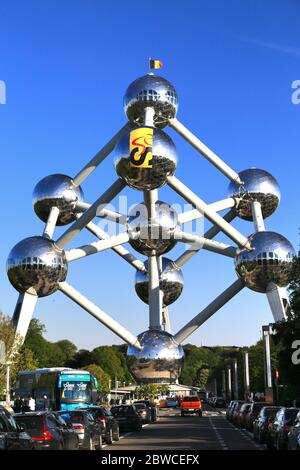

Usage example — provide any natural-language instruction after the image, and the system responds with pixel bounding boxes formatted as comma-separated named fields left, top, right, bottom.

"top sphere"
left=228, top=168, right=280, bottom=220
left=33, top=174, right=84, bottom=226
left=124, top=74, right=178, bottom=128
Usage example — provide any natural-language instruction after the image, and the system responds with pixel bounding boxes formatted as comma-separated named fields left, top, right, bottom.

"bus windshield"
left=60, top=381, right=92, bottom=404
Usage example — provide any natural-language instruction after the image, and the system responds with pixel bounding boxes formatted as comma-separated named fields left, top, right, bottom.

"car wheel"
left=113, top=427, right=120, bottom=442
left=88, top=436, right=94, bottom=451
left=95, top=434, right=102, bottom=450
left=198, top=411, right=202, bottom=417
left=181, top=412, right=184, bottom=417
left=107, top=428, right=113, bottom=445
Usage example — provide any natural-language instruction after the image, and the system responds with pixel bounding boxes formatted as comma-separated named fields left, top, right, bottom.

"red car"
left=180, top=396, right=202, bottom=417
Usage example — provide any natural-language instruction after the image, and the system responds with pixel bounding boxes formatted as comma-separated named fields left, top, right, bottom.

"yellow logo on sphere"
left=129, top=128, right=153, bottom=168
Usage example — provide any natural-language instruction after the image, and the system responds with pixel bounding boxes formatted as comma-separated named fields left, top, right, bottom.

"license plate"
left=189, top=409, right=194, bottom=411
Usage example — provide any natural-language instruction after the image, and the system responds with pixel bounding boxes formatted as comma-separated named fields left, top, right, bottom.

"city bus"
left=15, top=368, right=98, bottom=411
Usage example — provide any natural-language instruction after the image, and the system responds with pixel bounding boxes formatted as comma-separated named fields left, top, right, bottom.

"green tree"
left=55, top=340, right=77, bottom=365
left=85, top=364, right=110, bottom=394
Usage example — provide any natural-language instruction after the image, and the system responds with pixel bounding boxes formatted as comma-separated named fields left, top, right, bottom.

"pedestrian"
left=13, top=396, right=22, bottom=413
left=42, top=394, right=50, bottom=411
left=28, top=396, right=36, bottom=411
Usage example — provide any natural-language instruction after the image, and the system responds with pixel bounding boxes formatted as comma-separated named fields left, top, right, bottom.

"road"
left=103, top=405, right=265, bottom=451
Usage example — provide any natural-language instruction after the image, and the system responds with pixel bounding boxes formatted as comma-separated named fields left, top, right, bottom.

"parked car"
left=253, top=406, right=281, bottom=444
left=288, top=410, right=300, bottom=450
left=166, top=398, right=178, bottom=408
left=213, top=397, right=227, bottom=408
left=14, top=411, right=78, bottom=450
left=78, top=406, right=119, bottom=445
left=231, top=401, right=245, bottom=426
left=180, top=396, right=202, bottom=417
left=226, top=401, right=236, bottom=421
left=134, top=400, right=157, bottom=422
left=267, top=407, right=300, bottom=450
left=56, top=410, right=103, bottom=450
left=134, top=403, right=152, bottom=424
left=110, top=405, right=143, bottom=431
left=236, top=403, right=251, bottom=428
left=0, top=405, right=33, bottom=450
left=244, top=402, right=268, bottom=431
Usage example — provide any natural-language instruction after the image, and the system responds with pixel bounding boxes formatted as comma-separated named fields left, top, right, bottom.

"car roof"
left=13, top=411, right=49, bottom=417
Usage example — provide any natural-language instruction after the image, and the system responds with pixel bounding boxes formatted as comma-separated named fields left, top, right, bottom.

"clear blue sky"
left=1, top=0, right=300, bottom=350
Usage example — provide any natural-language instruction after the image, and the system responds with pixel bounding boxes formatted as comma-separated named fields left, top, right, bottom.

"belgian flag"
left=149, top=59, right=163, bottom=69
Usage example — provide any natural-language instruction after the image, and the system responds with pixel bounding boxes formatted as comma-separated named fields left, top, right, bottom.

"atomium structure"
left=7, top=72, right=295, bottom=384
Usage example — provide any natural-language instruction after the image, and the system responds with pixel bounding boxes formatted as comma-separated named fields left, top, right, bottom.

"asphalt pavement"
left=102, top=405, right=266, bottom=451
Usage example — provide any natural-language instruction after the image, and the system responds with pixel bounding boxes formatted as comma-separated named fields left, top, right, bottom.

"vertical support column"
left=262, top=325, right=274, bottom=403
left=243, top=349, right=250, bottom=400
left=227, top=365, right=232, bottom=401
left=213, top=378, right=218, bottom=397
left=221, top=370, right=226, bottom=399
left=144, top=107, right=163, bottom=332
left=148, top=255, right=163, bottom=330
left=251, top=201, right=265, bottom=232
left=233, top=358, right=239, bottom=399
left=6, top=362, right=11, bottom=405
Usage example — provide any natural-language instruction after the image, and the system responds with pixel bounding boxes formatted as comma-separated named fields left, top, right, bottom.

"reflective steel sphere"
left=127, top=330, right=184, bottom=383
left=7, top=236, right=68, bottom=297
left=135, top=257, right=184, bottom=306
left=127, top=201, right=179, bottom=256
left=33, top=174, right=84, bottom=225
left=114, top=126, right=178, bottom=190
left=124, top=74, right=178, bottom=128
left=235, top=231, right=295, bottom=293
left=228, top=168, right=280, bottom=220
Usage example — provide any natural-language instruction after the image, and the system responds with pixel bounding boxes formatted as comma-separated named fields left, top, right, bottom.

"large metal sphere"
left=135, top=257, right=184, bottom=306
left=127, top=330, right=184, bottom=383
left=33, top=174, right=84, bottom=225
left=127, top=201, right=179, bottom=256
left=7, top=236, right=68, bottom=297
left=114, top=126, right=178, bottom=190
left=124, top=74, right=178, bottom=129
left=235, top=231, right=295, bottom=293
left=228, top=168, right=280, bottom=220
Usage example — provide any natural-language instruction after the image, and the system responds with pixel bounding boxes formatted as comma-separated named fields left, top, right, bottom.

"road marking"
left=209, top=417, right=229, bottom=450
left=226, top=420, right=265, bottom=450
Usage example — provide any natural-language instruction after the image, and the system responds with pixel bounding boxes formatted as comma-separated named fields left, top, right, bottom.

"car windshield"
left=111, top=406, right=135, bottom=415
left=60, top=381, right=92, bottom=403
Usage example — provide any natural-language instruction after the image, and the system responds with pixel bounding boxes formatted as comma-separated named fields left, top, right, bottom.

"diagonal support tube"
left=178, top=198, right=237, bottom=224
left=167, top=175, right=251, bottom=249
left=75, top=201, right=127, bottom=225
left=174, top=278, right=245, bottom=344
left=82, top=219, right=146, bottom=272
left=58, top=281, right=142, bottom=349
left=55, top=178, right=126, bottom=249
left=65, top=232, right=130, bottom=262
left=169, top=118, right=242, bottom=184
left=73, top=122, right=131, bottom=186
left=12, top=293, right=38, bottom=345
left=175, top=230, right=237, bottom=258
left=175, top=208, right=237, bottom=268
